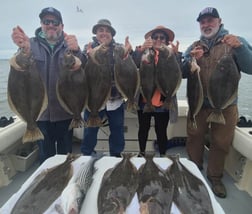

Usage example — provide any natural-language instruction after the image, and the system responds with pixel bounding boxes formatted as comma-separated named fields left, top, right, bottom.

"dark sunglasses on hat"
left=152, top=35, right=166, bottom=41
left=42, top=19, right=61, bottom=26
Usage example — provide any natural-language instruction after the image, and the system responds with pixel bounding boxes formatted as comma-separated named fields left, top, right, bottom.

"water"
left=0, top=59, right=251, bottom=119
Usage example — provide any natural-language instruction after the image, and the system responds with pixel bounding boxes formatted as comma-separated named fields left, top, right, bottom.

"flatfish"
left=114, top=44, right=140, bottom=112
left=167, top=154, right=214, bottom=214
left=8, top=52, right=48, bottom=143
left=84, top=44, right=112, bottom=127
left=139, top=48, right=156, bottom=112
left=137, top=153, right=174, bottom=214
left=57, top=154, right=103, bottom=214
left=155, top=45, right=182, bottom=111
left=187, top=57, right=203, bottom=129
left=57, top=50, right=88, bottom=129
left=207, top=54, right=240, bottom=124
left=97, top=153, right=139, bottom=214
left=11, top=154, right=80, bottom=214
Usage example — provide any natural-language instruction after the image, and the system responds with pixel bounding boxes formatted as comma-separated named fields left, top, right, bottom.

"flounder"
left=167, top=154, right=214, bottom=214
left=8, top=52, right=48, bottom=143
left=187, top=57, right=204, bottom=129
left=11, top=154, right=80, bottom=214
left=97, top=153, right=139, bottom=214
left=137, top=153, right=174, bottom=214
left=114, top=44, right=140, bottom=112
left=57, top=50, right=88, bottom=129
left=139, top=48, right=156, bottom=112
left=84, top=44, right=112, bottom=127
left=155, top=45, right=182, bottom=111
left=207, top=54, right=240, bottom=124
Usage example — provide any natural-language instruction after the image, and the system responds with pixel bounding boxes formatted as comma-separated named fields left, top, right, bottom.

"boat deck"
left=0, top=140, right=252, bottom=214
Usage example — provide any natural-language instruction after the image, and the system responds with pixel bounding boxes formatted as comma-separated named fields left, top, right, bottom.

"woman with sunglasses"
left=132, top=26, right=181, bottom=157
left=11, top=7, right=86, bottom=164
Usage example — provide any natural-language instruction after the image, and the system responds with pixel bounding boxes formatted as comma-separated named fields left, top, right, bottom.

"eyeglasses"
left=152, top=35, right=166, bottom=41
left=42, top=19, right=61, bottom=26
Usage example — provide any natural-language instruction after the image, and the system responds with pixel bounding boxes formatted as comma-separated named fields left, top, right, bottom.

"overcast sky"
left=1, top=0, right=251, bottom=58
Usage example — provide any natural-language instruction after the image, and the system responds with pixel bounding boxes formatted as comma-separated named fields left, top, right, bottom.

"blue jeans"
left=37, top=119, right=73, bottom=164
left=81, top=104, right=125, bottom=156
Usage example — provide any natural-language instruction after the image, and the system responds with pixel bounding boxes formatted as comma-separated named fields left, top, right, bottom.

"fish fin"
left=206, top=111, right=226, bottom=124
left=37, top=84, right=48, bottom=119
left=22, top=127, right=44, bottom=143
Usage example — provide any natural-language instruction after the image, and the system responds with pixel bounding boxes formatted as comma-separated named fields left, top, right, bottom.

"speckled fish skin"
left=97, top=153, right=139, bottom=214
left=187, top=58, right=203, bottom=129
left=8, top=53, right=48, bottom=143
left=114, top=44, right=140, bottom=112
left=11, top=154, right=80, bottom=214
left=137, top=153, right=174, bottom=214
left=57, top=50, right=88, bottom=129
left=167, top=154, right=214, bottom=214
left=84, top=44, right=112, bottom=127
left=139, top=48, right=156, bottom=112
left=207, top=54, right=240, bottom=124
left=59, top=154, right=103, bottom=214
left=155, top=45, right=182, bottom=111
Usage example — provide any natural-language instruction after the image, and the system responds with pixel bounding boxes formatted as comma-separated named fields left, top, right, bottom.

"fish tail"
left=126, top=101, right=138, bottom=113
left=22, top=127, right=44, bottom=143
left=189, top=118, right=198, bottom=129
left=69, top=118, right=86, bottom=129
left=206, top=112, right=226, bottom=124
left=143, top=104, right=155, bottom=113
left=87, top=115, right=103, bottom=127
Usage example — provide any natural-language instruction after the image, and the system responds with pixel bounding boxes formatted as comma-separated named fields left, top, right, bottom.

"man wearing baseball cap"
left=182, top=7, right=252, bottom=198
left=11, top=7, right=86, bottom=163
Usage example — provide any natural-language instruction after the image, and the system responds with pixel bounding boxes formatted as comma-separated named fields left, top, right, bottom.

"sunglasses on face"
left=42, top=19, right=61, bottom=26
left=152, top=35, right=166, bottom=41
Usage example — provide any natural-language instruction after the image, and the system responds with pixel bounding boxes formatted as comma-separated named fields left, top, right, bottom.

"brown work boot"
left=207, top=176, right=227, bottom=198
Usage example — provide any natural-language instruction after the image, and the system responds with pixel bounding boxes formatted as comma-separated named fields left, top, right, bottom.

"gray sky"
left=1, top=0, right=251, bottom=58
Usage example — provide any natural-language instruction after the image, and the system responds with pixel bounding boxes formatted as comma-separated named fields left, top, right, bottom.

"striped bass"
left=58, top=155, right=103, bottom=214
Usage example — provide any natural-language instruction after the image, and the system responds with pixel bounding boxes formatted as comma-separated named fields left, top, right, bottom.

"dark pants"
left=137, top=110, right=169, bottom=155
left=81, top=104, right=125, bottom=156
left=186, top=105, right=238, bottom=180
left=37, top=119, right=73, bottom=164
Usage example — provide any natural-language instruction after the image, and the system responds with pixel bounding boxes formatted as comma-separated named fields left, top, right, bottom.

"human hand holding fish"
left=222, top=34, right=242, bottom=48
left=124, top=36, right=132, bottom=57
left=12, top=25, right=30, bottom=55
left=140, top=37, right=153, bottom=52
left=169, top=40, right=180, bottom=54
left=190, top=46, right=204, bottom=60
left=64, top=33, right=80, bottom=51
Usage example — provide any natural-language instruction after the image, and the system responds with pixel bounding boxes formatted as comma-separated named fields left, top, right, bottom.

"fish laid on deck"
left=167, top=154, right=214, bottom=214
left=114, top=44, right=140, bottom=112
left=139, top=48, right=156, bottom=112
left=84, top=44, right=112, bottom=127
left=97, top=153, right=139, bottom=214
left=57, top=50, right=87, bottom=129
left=155, top=45, right=182, bottom=111
left=57, top=155, right=103, bottom=214
left=137, top=153, right=174, bottom=214
left=187, top=57, right=203, bottom=129
left=207, top=54, right=240, bottom=124
left=8, top=52, right=48, bottom=143
left=10, top=154, right=80, bottom=214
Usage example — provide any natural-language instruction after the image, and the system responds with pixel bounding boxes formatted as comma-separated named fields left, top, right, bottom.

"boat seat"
left=232, top=127, right=252, bottom=161
left=0, top=117, right=26, bottom=153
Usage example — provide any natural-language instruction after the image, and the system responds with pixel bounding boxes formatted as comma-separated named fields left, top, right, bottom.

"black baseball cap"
left=39, top=7, right=63, bottom=23
left=197, top=7, right=220, bottom=22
